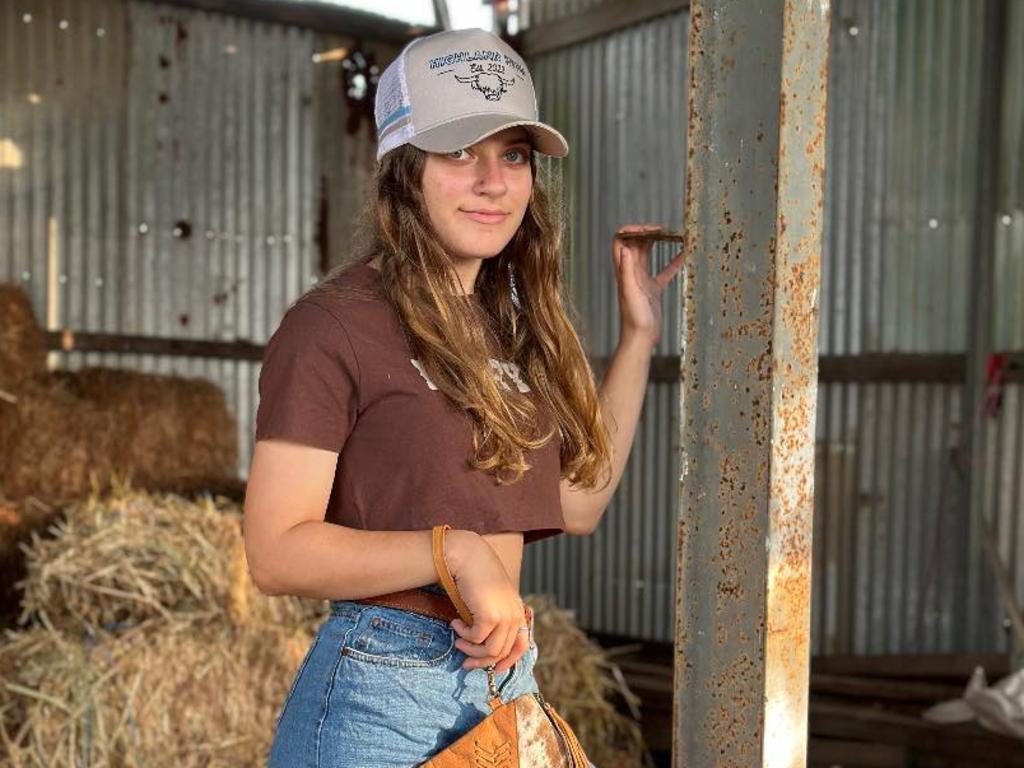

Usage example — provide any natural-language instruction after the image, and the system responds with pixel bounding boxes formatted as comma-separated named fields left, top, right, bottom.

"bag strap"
left=431, top=524, right=475, bottom=626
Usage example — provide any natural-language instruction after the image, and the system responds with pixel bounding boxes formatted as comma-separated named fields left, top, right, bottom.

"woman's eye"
left=505, top=148, right=529, bottom=163
left=448, top=148, right=470, bottom=160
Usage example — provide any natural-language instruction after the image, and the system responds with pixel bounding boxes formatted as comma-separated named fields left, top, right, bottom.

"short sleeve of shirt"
left=255, top=299, right=360, bottom=452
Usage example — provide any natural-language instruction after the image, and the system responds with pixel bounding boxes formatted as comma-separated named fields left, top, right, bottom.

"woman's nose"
left=473, top=156, right=507, bottom=194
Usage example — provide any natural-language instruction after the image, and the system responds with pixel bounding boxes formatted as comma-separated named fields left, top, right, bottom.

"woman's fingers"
left=454, top=620, right=527, bottom=670
left=614, top=223, right=659, bottom=267
left=492, top=632, right=529, bottom=673
left=494, top=625, right=518, bottom=667
left=451, top=618, right=493, bottom=649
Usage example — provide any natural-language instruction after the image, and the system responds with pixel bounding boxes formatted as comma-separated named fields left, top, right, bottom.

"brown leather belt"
left=354, top=587, right=535, bottom=632
left=354, top=587, right=461, bottom=624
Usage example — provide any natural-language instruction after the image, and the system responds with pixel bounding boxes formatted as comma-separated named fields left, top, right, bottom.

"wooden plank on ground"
left=811, top=654, right=1010, bottom=681
left=810, top=699, right=1024, bottom=766
left=809, top=738, right=907, bottom=768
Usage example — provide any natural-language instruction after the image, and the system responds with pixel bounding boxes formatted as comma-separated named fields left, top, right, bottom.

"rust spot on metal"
left=175, top=20, right=189, bottom=57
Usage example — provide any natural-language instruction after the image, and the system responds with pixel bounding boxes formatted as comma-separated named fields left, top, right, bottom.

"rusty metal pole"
left=674, top=0, right=830, bottom=766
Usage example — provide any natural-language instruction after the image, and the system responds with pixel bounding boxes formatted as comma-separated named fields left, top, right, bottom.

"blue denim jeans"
left=268, top=584, right=595, bottom=767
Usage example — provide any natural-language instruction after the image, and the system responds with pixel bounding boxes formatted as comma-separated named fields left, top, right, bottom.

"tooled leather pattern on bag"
left=472, top=737, right=512, bottom=767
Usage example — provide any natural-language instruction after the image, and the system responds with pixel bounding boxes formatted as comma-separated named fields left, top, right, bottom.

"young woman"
left=244, top=27, right=683, bottom=768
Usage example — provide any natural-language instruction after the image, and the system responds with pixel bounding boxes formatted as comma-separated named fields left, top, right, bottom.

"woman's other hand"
left=612, top=223, right=686, bottom=348
left=444, top=530, right=530, bottom=672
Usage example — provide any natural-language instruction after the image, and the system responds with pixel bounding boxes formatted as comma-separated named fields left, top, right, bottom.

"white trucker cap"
left=374, top=28, right=569, bottom=162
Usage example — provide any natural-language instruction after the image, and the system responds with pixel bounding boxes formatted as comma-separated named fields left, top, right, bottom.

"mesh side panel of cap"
left=375, top=48, right=415, bottom=161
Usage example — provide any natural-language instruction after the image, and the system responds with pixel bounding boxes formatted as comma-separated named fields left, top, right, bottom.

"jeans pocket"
left=341, top=610, right=455, bottom=668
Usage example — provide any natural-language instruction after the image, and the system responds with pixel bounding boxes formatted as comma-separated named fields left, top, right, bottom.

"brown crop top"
left=254, top=261, right=567, bottom=544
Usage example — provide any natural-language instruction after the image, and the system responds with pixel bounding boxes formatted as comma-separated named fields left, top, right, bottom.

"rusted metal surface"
left=675, top=0, right=829, bottom=765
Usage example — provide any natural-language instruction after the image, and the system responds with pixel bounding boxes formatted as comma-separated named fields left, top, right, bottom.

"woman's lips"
left=461, top=209, right=508, bottom=224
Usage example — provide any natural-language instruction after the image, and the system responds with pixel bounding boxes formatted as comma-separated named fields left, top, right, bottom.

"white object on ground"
left=922, top=666, right=1024, bottom=739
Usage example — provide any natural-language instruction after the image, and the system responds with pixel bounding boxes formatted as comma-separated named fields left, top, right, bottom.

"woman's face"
left=420, top=127, right=534, bottom=267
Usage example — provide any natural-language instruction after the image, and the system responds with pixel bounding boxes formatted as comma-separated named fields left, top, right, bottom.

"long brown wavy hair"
left=318, top=143, right=612, bottom=491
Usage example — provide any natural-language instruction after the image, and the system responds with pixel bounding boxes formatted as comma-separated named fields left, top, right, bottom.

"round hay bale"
left=0, top=619, right=314, bottom=767
left=0, top=366, right=239, bottom=503
left=0, top=283, right=46, bottom=395
left=527, top=593, right=652, bottom=768
left=16, top=484, right=328, bottom=635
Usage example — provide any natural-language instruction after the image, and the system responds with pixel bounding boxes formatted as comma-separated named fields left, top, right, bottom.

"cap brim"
left=409, top=114, right=569, bottom=158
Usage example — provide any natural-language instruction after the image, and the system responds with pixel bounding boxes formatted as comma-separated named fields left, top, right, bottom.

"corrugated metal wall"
left=524, top=0, right=608, bottom=27
left=4, top=0, right=1022, bottom=654
left=821, top=0, right=979, bottom=355
left=521, top=0, right=1024, bottom=654
left=522, top=6, right=688, bottom=643
left=811, top=0, right=984, bottom=655
left=0, top=0, right=389, bottom=478
left=996, top=0, right=1024, bottom=351
left=813, top=0, right=1024, bottom=655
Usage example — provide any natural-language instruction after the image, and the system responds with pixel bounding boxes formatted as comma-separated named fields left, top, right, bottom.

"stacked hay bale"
left=0, top=281, right=239, bottom=506
left=0, top=484, right=649, bottom=766
left=0, top=283, right=242, bottom=627
left=1, top=366, right=240, bottom=502
left=0, top=482, right=329, bottom=766
left=0, top=284, right=46, bottom=397
left=0, top=496, right=55, bottom=637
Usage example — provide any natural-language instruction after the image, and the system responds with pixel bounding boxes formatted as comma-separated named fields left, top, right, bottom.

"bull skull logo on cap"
left=452, top=63, right=516, bottom=102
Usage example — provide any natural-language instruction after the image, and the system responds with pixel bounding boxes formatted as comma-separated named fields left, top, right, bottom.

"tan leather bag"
left=421, top=524, right=591, bottom=768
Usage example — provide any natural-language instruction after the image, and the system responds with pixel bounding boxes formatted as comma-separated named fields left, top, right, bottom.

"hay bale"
left=15, top=483, right=327, bottom=635
left=0, top=366, right=238, bottom=503
left=0, top=485, right=327, bottom=766
left=0, top=373, right=123, bottom=503
left=5, top=484, right=647, bottom=766
left=527, top=593, right=652, bottom=768
left=0, top=495, right=58, bottom=631
left=0, top=619, right=313, bottom=766
left=0, top=284, right=46, bottom=395
left=0, top=489, right=325, bottom=765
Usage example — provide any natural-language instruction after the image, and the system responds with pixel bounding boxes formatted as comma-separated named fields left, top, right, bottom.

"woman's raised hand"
left=443, top=530, right=530, bottom=673
left=612, top=223, right=686, bottom=348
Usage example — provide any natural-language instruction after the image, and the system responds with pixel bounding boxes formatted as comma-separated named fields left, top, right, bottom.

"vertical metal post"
left=675, top=0, right=830, bottom=766
left=961, top=0, right=1008, bottom=652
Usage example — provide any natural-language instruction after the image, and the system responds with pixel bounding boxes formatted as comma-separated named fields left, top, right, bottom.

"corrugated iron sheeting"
left=995, top=0, right=1024, bottom=350
left=0, top=0, right=385, bottom=478
left=522, top=9, right=687, bottom=642
left=812, top=381, right=966, bottom=655
left=523, top=0, right=610, bottom=28
left=523, top=0, right=1024, bottom=653
left=821, top=0, right=983, bottom=355
left=983, top=382, right=1024, bottom=648
left=813, top=378, right=1024, bottom=655
left=4, top=0, right=1023, bottom=654
left=812, top=0, right=1024, bottom=655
